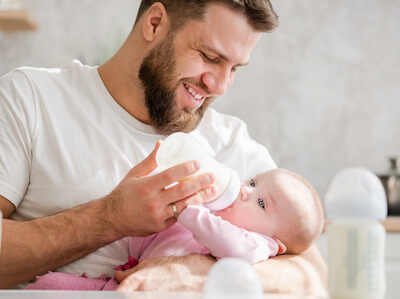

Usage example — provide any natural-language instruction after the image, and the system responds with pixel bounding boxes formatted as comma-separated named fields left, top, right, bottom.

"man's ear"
left=142, top=2, right=169, bottom=42
left=274, top=238, right=287, bottom=255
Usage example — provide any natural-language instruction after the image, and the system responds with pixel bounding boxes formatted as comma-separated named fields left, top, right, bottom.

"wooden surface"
left=324, top=217, right=400, bottom=232
left=0, top=10, right=38, bottom=31
left=382, top=216, right=400, bottom=232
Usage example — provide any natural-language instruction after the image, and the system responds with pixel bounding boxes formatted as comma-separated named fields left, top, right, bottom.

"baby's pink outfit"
left=26, top=205, right=278, bottom=290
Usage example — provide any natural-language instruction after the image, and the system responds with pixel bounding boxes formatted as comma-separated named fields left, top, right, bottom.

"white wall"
left=1, top=0, right=399, bottom=202
left=0, top=0, right=139, bottom=71
left=215, top=0, right=400, bottom=201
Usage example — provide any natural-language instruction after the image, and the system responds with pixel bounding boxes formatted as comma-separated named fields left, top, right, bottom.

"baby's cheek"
left=215, top=210, right=234, bottom=223
left=238, top=213, right=264, bottom=232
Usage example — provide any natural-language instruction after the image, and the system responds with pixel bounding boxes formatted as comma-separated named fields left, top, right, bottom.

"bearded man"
left=0, top=0, right=327, bottom=295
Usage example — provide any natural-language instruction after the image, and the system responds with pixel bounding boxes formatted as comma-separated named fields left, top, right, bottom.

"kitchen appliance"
left=377, top=157, right=400, bottom=215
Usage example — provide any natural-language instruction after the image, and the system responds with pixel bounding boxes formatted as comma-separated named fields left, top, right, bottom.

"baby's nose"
left=240, top=186, right=250, bottom=201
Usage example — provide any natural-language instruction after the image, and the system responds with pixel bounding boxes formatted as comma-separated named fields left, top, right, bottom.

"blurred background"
left=1, top=0, right=399, bottom=203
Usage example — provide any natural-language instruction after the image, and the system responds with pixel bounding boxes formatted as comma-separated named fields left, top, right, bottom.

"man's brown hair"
left=135, top=0, right=278, bottom=33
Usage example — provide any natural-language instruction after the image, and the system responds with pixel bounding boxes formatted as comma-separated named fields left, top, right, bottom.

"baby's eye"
left=258, top=199, right=265, bottom=209
left=250, top=179, right=256, bottom=187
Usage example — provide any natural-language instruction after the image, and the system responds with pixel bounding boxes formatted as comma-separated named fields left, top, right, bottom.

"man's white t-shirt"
left=0, top=60, right=276, bottom=281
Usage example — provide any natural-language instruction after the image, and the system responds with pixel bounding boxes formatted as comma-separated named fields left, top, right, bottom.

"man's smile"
left=184, top=83, right=205, bottom=101
left=181, top=83, right=209, bottom=110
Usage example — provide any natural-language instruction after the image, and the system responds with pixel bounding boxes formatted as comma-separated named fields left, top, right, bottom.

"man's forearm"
left=115, top=254, right=217, bottom=292
left=253, top=245, right=328, bottom=296
left=0, top=197, right=121, bottom=288
left=116, top=246, right=327, bottom=295
left=0, top=151, right=218, bottom=289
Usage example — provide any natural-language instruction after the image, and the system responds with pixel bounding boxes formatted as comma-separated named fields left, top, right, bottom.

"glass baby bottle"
left=324, top=167, right=387, bottom=299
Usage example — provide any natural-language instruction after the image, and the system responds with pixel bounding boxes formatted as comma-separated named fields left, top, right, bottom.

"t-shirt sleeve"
left=0, top=70, right=34, bottom=207
left=193, top=109, right=277, bottom=180
left=226, top=121, right=277, bottom=179
left=178, top=205, right=279, bottom=264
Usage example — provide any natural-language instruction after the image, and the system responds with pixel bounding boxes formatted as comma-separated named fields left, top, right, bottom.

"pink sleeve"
left=128, top=222, right=209, bottom=262
left=177, top=205, right=279, bottom=264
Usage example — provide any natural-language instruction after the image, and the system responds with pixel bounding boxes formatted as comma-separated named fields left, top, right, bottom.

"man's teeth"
left=184, top=84, right=203, bottom=100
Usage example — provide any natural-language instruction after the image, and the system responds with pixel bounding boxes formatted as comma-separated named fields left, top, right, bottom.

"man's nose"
left=202, top=68, right=234, bottom=96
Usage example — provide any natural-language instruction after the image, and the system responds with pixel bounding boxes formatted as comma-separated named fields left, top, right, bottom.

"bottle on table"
left=324, top=167, right=387, bottom=299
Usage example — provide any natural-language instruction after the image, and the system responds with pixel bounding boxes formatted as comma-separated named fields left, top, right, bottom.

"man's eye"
left=258, top=199, right=265, bottom=209
left=250, top=179, right=256, bottom=187
left=200, top=52, right=216, bottom=63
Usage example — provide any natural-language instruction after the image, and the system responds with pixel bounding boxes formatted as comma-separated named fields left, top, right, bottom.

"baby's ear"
left=274, top=238, right=287, bottom=255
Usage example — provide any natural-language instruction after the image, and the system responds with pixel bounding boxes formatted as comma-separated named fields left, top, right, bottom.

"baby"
left=26, top=168, right=324, bottom=290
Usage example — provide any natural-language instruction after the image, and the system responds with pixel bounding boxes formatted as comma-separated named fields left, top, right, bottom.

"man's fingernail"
left=210, top=186, right=217, bottom=197
left=209, top=173, right=216, bottom=183
left=193, top=161, right=201, bottom=170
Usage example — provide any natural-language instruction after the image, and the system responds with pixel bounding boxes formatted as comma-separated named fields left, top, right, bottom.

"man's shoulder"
left=193, top=108, right=277, bottom=177
left=4, top=60, right=94, bottom=83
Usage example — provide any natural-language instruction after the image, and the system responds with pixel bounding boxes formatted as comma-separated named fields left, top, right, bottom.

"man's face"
left=139, top=4, right=261, bottom=135
left=139, top=33, right=212, bottom=135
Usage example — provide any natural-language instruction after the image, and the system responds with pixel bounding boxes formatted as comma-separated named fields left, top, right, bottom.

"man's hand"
left=105, top=141, right=217, bottom=237
left=115, top=255, right=216, bottom=292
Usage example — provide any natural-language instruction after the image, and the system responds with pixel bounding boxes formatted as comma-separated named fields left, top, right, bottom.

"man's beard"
left=138, top=34, right=214, bottom=135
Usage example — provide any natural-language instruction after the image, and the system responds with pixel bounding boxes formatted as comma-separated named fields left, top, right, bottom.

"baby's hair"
left=275, top=171, right=324, bottom=255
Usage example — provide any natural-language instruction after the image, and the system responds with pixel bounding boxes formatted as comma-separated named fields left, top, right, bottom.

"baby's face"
left=214, top=169, right=300, bottom=237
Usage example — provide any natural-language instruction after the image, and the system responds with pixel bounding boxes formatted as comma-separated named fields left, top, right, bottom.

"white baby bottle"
left=203, top=258, right=263, bottom=298
left=324, top=167, right=387, bottom=299
left=156, top=132, right=241, bottom=210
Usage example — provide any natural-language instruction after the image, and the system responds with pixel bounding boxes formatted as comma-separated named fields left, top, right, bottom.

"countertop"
left=381, top=217, right=400, bottom=232
left=1, top=290, right=398, bottom=299
left=324, top=216, right=400, bottom=232
left=0, top=291, right=327, bottom=299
